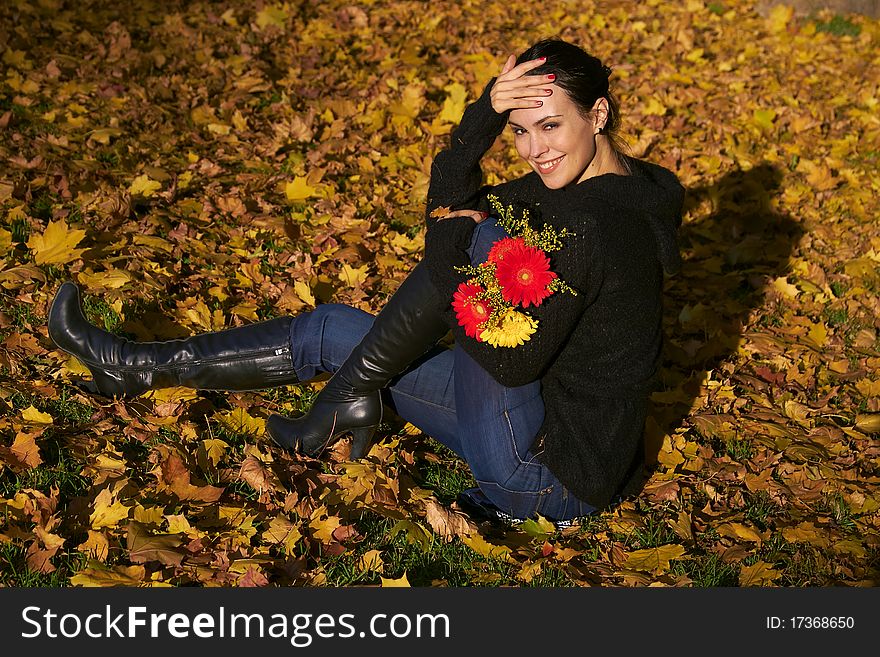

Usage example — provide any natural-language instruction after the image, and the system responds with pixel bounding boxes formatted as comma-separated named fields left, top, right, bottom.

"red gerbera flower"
left=495, top=242, right=556, bottom=307
left=452, top=282, right=494, bottom=340
left=487, top=237, right=526, bottom=265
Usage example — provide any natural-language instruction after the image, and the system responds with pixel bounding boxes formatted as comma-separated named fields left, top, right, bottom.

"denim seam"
left=390, top=387, right=455, bottom=413
left=501, top=408, right=546, bottom=470
left=499, top=410, right=552, bottom=496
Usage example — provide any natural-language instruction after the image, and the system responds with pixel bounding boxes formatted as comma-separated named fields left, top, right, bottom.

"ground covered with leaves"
left=0, top=0, right=878, bottom=587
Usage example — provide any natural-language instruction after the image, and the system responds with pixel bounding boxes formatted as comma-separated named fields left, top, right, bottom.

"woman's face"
left=508, top=87, right=601, bottom=189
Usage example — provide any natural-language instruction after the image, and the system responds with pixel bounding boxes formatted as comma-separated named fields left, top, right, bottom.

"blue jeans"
left=287, top=218, right=596, bottom=521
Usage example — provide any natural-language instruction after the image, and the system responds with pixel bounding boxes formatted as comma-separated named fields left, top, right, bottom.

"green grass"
left=672, top=553, right=739, bottom=587
left=417, top=439, right=476, bottom=505
left=319, top=511, right=575, bottom=587
left=0, top=541, right=89, bottom=587
left=813, top=15, right=861, bottom=37
left=725, top=437, right=754, bottom=462
left=82, top=295, right=123, bottom=332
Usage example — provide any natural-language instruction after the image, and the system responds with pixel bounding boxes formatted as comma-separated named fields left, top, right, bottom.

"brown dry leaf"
left=237, top=566, right=271, bottom=587
left=238, top=455, right=283, bottom=495
left=9, top=431, right=42, bottom=469
left=70, top=563, right=149, bottom=587
left=739, top=561, right=781, bottom=586
left=423, top=499, right=475, bottom=542
left=26, top=526, right=66, bottom=573
left=126, top=521, right=185, bottom=566
left=152, top=446, right=224, bottom=503
left=261, top=515, right=302, bottom=555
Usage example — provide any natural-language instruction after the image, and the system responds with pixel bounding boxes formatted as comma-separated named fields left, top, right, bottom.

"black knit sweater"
left=422, top=82, right=685, bottom=509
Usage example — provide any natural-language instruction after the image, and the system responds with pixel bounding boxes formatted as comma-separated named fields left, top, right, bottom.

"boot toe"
left=267, top=414, right=302, bottom=452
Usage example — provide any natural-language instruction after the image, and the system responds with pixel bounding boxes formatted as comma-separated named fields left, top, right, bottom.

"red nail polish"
left=539, top=57, right=546, bottom=61
left=547, top=74, right=556, bottom=80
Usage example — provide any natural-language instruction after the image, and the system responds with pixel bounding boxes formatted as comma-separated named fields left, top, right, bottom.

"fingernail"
left=534, top=100, right=543, bottom=106
left=547, top=73, right=556, bottom=80
left=539, top=57, right=546, bottom=61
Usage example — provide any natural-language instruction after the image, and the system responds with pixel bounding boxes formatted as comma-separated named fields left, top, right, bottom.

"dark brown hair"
left=515, top=38, right=626, bottom=155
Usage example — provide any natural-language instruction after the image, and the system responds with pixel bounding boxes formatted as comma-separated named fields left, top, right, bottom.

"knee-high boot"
left=267, top=260, right=449, bottom=459
left=47, top=282, right=299, bottom=397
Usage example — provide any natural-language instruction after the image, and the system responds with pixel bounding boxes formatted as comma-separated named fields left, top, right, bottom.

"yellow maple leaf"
left=390, top=84, right=426, bottom=121
left=752, top=108, right=777, bottom=132
left=89, top=488, right=131, bottom=529
left=294, top=280, right=316, bottom=306
left=309, top=506, right=342, bottom=543
left=231, top=302, right=259, bottom=321
left=806, top=321, right=828, bottom=348
left=439, top=82, right=468, bottom=123
left=285, top=176, right=317, bottom=201
left=76, top=268, right=131, bottom=290
left=772, top=276, right=799, bottom=298
left=643, top=97, right=667, bottom=116
left=767, top=4, right=793, bottom=33
left=26, top=219, right=86, bottom=265
left=198, top=438, right=230, bottom=469
left=129, top=174, right=162, bottom=197
left=215, top=408, right=265, bottom=437
left=21, top=405, right=53, bottom=424
left=261, top=515, right=302, bottom=555
left=256, top=5, right=287, bottom=30
left=623, top=544, right=686, bottom=572
left=339, top=263, right=369, bottom=288
left=87, top=127, right=122, bottom=144
left=717, top=521, right=764, bottom=543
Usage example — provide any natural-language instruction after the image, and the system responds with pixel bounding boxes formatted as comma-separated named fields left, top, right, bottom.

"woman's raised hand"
left=489, top=54, right=554, bottom=114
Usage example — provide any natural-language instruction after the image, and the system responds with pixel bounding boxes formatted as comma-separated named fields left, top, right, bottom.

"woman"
left=48, top=39, right=684, bottom=525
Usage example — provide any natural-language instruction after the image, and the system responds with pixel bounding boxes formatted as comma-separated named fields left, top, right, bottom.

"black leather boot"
left=267, top=261, right=449, bottom=459
left=48, top=282, right=299, bottom=397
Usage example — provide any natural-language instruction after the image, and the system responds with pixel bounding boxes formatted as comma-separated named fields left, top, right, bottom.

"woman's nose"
left=529, top=135, right=549, bottom=159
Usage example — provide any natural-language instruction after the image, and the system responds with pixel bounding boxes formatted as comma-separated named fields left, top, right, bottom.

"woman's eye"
left=512, top=127, right=526, bottom=136
left=543, top=123, right=558, bottom=130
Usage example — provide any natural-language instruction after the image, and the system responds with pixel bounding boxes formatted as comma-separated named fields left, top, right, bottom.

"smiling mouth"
left=535, top=156, right=564, bottom=173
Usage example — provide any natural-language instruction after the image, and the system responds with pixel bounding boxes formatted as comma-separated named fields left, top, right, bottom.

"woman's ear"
left=591, top=97, right=610, bottom=133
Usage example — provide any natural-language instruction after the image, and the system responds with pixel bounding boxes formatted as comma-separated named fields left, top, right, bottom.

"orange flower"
left=495, top=241, right=556, bottom=307
left=452, top=282, right=494, bottom=340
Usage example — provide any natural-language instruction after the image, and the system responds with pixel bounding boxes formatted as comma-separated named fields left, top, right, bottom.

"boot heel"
left=347, top=426, right=377, bottom=460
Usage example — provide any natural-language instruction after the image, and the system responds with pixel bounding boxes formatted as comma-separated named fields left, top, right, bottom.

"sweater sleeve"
left=422, top=81, right=507, bottom=300
left=424, top=80, right=507, bottom=226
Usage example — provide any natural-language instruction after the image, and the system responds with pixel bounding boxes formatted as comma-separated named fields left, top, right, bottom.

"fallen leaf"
left=25, top=219, right=86, bottom=265
left=623, top=544, right=687, bottom=573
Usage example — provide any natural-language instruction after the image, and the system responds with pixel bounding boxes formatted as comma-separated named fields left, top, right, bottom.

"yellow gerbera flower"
left=480, top=309, right=538, bottom=348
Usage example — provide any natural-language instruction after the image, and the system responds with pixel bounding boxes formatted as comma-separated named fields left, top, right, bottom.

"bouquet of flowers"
left=450, top=195, right=576, bottom=348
